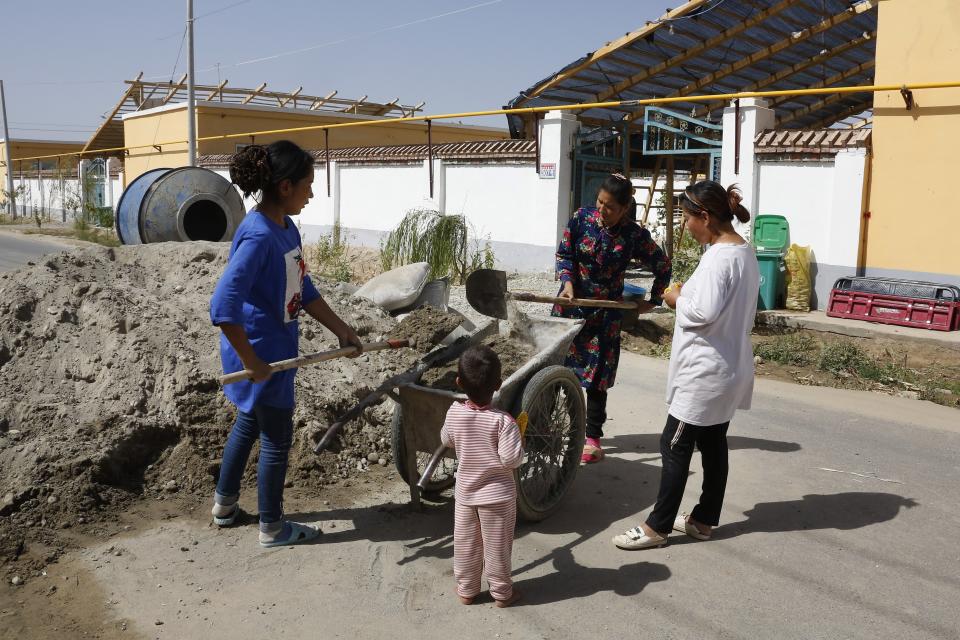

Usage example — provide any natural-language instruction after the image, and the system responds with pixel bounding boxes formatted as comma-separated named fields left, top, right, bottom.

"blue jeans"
left=215, top=404, right=294, bottom=524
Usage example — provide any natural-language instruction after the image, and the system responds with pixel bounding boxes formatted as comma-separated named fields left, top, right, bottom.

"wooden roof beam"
left=205, top=80, right=228, bottom=102
left=777, top=89, right=869, bottom=126
left=343, top=95, right=368, bottom=113
left=309, top=90, right=338, bottom=111
left=768, top=60, right=875, bottom=109
left=594, top=0, right=808, bottom=103
left=241, top=83, right=267, bottom=105
left=517, top=0, right=725, bottom=105
left=373, top=98, right=400, bottom=116
left=807, top=101, right=873, bottom=129
left=82, top=72, right=144, bottom=155
left=675, top=0, right=877, bottom=107
left=160, top=74, right=189, bottom=105
left=693, top=31, right=875, bottom=118
left=278, top=86, right=303, bottom=108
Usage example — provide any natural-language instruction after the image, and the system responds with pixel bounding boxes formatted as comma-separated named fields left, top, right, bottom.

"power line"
left=655, top=0, right=737, bottom=24
left=155, top=0, right=252, bottom=40
left=205, top=0, right=507, bottom=71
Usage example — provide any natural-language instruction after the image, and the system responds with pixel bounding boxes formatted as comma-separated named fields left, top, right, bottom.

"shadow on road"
left=511, top=546, right=670, bottom=606
left=723, top=492, right=919, bottom=536
left=604, top=432, right=802, bottom=455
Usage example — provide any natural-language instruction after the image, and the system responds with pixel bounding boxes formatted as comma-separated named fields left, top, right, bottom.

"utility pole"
left=186, top=0, right=197, bottom=166
left=0, top=80, right=16, bottom=218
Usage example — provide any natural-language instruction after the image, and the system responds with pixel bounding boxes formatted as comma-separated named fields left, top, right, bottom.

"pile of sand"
left=0, top=242, right=460, bottom=562
left=419, top=334, right=536, bottom=391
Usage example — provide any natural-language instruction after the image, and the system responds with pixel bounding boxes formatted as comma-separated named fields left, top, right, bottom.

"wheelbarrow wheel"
left=514, top=365, right=586, bottom=522
left=391, top=405, right=456, bottom=494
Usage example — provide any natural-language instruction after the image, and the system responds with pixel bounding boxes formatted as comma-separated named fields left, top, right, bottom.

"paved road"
left=0, top=230, right=71, bottom=272
left=64, top=354, right=960, bottom=639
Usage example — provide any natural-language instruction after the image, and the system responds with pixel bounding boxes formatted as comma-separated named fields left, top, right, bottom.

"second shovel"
left=465, top=268, right=638, bottom=320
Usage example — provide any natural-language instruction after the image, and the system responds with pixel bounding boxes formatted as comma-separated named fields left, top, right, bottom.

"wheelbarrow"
left=392, top=314, right=586, bottom=522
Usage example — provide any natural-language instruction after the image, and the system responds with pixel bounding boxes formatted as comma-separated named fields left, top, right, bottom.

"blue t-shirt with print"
left=210, top=210, right=321, bottom=413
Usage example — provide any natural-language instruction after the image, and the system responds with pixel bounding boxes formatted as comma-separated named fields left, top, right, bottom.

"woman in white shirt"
left=613, top=181, right=759, bottom=550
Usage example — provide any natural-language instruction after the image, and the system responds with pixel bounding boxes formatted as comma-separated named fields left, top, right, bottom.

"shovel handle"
left=510, top=292, right=638, bottom=310
left=219, top=338, right=410, bottom=385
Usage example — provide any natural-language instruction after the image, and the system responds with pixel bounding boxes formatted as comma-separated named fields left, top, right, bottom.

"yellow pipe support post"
left=9, top=81, right=960, bottom=165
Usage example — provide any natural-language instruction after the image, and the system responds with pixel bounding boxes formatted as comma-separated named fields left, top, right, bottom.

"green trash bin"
left=756, top=249, right=786, bottom=310
left=753, top=215, right=789, bottom=310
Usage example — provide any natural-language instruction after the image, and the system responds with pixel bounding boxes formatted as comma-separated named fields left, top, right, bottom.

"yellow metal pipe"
left=7, top=81, right=960, bottom=164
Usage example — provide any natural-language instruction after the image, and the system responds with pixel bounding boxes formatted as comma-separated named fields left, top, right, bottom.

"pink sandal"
left=581, top=438, right=604, bottom=464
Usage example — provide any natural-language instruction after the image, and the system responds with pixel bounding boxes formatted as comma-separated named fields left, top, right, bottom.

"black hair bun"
left=229, top=145, right=272, bottom=198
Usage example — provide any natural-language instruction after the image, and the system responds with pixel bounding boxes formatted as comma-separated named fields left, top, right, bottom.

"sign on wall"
left=540, top=162, right=556, bottom=179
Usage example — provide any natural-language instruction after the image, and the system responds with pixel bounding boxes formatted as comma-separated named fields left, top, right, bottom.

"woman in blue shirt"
left=209, top=140, right=362, bottom=547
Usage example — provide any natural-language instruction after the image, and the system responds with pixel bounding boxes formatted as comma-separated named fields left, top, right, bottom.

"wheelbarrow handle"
left=418, top=445, right=451, bottom=489
left=219, top=339, right=410, bottom=385
left=510, top=292, right=638, bottom=311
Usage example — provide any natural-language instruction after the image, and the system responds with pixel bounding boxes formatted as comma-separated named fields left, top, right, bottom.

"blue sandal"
left=211, top=502, right=240, bottom=527
left=259, top=521, right=321, bottom=548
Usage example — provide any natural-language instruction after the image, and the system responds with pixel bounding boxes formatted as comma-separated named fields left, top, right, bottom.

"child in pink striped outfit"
left=440, top=345, right=524, bottom=608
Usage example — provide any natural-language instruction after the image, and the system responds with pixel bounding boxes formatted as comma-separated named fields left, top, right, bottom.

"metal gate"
left=572, top=128, right=626, bottom=209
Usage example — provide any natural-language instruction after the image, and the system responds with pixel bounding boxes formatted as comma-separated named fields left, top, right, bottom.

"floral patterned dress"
left=552, top=208, right=672, bottom=391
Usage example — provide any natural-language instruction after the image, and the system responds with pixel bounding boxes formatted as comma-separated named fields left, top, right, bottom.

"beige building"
left=81, top=78, right=509, bottom=185
left=0, top=138, right=83, bottom=198
left=864, top=0, right=960, bottom=285
left=121, top=101, right=509, bottom=183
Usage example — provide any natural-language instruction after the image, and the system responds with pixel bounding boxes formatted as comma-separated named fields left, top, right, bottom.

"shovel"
left=465, top=268, right=638, bottom=320
left=219, top=338, right=411, bottom=386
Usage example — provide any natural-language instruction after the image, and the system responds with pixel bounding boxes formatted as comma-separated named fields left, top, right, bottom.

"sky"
left=0, top=0, right=671, bottom=141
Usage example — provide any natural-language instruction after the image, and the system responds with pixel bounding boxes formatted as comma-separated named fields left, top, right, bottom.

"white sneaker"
left=673, top=512, right=711, bottom=541
left=612, top=526, right=668, bottom=550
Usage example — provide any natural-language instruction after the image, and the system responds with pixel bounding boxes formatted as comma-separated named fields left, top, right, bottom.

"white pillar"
left=422, top=157, right=446, bottom=212
left=536, top=110, right=580, bottom=248
left=720, top=98, right=774, bottom=237
left=826, top=148, right=868, bottom=270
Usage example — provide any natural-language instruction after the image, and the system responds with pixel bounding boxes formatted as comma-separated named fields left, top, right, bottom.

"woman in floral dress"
left=553, top=173, right=672, bottom=463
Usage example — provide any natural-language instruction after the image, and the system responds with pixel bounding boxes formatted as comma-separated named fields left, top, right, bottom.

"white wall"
left=755, top=151, right=868, bottom=307
left=444, top=164, right=542, bottom=244
left=212, top=110, right=579, bottom=273
left=13, top=175, right=78, bottom=221
left=221, top=160, right=557, bottom=272
left=756, top=161, right=835, bottom=253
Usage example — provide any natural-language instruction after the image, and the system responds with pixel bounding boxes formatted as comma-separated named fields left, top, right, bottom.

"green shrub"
left=380, top=209, right=494, bottom=283
left=817, top=340, right=870, bottom=375
left=308, top=223, right=353, bottom=283
left=755, top=332, right=817, bottom=366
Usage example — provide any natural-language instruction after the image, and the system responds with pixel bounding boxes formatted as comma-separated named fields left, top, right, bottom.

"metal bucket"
left=115, top=167, right=245, bottom=245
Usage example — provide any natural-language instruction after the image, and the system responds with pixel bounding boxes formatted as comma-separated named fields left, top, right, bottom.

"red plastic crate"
left=826, top=289, right=960, bottom=331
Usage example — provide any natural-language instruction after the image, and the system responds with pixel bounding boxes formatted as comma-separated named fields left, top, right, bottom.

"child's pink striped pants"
left=453, top=499, right=516, bottom=601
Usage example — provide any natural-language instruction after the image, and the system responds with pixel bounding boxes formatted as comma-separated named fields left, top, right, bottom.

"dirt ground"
left=0, top=242, right=467, bottom=597
left=3, top=235, right=959, bottom=638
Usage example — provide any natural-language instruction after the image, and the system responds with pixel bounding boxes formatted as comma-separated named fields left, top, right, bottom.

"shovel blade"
left=465, top=269, right=509, bottom=319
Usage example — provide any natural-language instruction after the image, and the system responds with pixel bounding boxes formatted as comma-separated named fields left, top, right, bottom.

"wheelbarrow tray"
left=394, top=315, right=585, bottom=520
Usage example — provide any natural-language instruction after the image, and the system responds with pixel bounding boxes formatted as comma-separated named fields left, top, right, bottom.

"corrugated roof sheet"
left=506, top=0, right=878, bottom=136
left=754, top=127, right=871, bottom=154
left=198, top=140, right=537, bottom=168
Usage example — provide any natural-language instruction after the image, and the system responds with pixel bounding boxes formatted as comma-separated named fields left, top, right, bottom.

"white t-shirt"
left=666, top=242, right=760, bottom=426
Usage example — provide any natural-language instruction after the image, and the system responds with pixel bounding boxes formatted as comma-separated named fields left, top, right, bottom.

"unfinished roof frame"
left=81, top=77, right=425, bottom=157
left=506, top=0, right=879, bottom=136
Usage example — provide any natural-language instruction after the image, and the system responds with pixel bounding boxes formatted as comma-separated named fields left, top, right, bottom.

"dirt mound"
left=388, top=305, right=465, bottom=350
left=0, top=242, right=456, bottom=564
